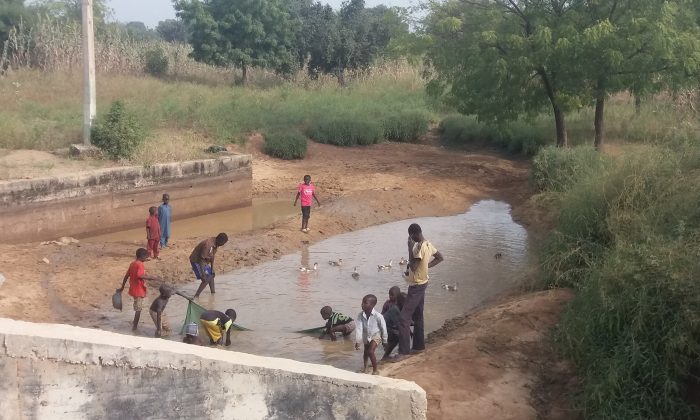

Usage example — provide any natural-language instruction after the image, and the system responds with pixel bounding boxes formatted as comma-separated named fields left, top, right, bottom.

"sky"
left=108, top=0, right=416, bottom=28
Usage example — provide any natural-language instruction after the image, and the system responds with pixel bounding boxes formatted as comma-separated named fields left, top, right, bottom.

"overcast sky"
left=108, top=0, right=416, bottom=28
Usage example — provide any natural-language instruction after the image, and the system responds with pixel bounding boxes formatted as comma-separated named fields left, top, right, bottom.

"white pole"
left=82, top=0, right=96, bottom=146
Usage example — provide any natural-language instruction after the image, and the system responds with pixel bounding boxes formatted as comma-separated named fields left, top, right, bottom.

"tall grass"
left=535, top=142, right=700, bottom=419
left=0, top=63, right=429, bottom=155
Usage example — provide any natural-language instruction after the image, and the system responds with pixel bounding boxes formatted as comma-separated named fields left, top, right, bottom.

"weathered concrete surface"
left=0, top=155, right=252, bottom=243
left=0, top=319, right=426, bottom=420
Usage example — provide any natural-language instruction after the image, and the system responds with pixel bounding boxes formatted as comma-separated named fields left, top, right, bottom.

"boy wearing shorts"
left=119, top=248, right=161, bottom=331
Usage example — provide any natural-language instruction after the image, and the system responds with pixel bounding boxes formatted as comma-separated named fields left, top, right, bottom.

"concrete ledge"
left=0, top=156, right=252, bottom=243
left=0, top=318, right=427, bottom=419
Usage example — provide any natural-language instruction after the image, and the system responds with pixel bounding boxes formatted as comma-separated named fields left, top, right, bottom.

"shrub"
left=144, top=48, right=169, bottom=77
left=382, top=110, right=430, bottom=142
left=92, top=100, right=146, bottom=159
left=438, top=114, right=498, bottom=145
left=530, top=145, right=609, bottom=192
left=263, top=130, right=308, bottom=160
left=306, top=114, right=383, bottom=146
left=538, top=144, right=700, bottom=419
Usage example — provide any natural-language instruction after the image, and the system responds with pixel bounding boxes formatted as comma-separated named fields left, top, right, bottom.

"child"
left=293, top=175, right=321, bottom=233
left=183, top=322, right=204, bottom=345
left=146, top=206, right=161, bottom=259
left=190, top=233, right=228, bottom=299
left=149, top=284, right=173, bottom=338
left=118, top=248, right=161, bottom=331
left=381, top=286, right=401, bottom=314
left=355, top=294, right=388, bottom=375
left=382, top=292, right=405, bottom=360
left=200, top=308, right=237, bottom=346
left=158, top=193, right=172, bottom=248
left=319, top=306, right=355, bottom=341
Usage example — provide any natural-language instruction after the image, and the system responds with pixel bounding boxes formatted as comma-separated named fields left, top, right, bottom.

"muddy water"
left=104, top=200, right=530, bottom=371
left=85, top=199, right=297, bottom=242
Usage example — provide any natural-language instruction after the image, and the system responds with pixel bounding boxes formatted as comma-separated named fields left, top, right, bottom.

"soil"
left=0, top=135, right=577, bottom=418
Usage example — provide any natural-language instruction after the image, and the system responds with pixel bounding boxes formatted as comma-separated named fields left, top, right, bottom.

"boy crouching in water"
left=319, top=306, right=355, bottom=341
left=355, top=294, right=388, bottom=375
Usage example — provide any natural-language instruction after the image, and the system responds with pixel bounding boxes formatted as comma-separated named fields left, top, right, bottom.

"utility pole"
left=82, top=0, right=96, bottom=146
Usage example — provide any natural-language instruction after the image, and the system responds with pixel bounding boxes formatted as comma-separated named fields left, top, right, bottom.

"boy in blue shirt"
left=158, top=193, right=172, bottom=248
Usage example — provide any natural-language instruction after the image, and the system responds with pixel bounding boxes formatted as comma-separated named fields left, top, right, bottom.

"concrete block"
left=0, top=318, right=427, bottom=419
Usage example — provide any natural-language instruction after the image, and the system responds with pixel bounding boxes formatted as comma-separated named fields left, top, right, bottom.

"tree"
left=28, top=0, right=111, bottom=29
left=0, top=0, right=26, bottom=43
left=156, top=18, right=187, bottom=43
left=424, top=0, right=582, bottom=147
left=123, top=21, right=158, bottom=40
left=572, top=0, right=700, bottom=148
left=175, top=0, right=298, bottom=84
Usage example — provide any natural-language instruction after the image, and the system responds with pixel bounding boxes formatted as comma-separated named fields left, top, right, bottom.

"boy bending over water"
left=319, top=306, right=355, bottom=341
left=200, top=309, right=236, bottom=346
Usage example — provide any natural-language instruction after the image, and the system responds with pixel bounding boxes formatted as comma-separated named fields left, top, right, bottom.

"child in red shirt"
left=119, top=248, right=161, bottom=331
left=293, top=174, right=321, bottom=233
left=146, top=206, right=161, bottom=259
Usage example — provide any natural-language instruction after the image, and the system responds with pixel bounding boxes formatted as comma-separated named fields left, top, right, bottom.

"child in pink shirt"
left=146, top=206, right=161, bottom=259
left=293, top=174, right=321, bottom=233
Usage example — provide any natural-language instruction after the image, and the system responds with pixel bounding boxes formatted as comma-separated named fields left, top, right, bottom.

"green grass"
left=0, top=65, right=430, bottom=159
left=263, top=130, right=308, bottom=160
left=535, top=142, right=700, bottom=419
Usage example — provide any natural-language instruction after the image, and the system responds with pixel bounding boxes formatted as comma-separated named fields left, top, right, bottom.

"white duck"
left=398, top=257, right=408, bottom=266
left=328, top=259, right=343, bottom=267
left=351, top=267, right=360, bottom=279
left=299, top=263, right=319, bottom=273
left=442, top=283, right=458, bottom=292
left=377, top=259, right=393, bottom=270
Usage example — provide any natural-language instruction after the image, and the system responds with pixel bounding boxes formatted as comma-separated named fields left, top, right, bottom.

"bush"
left=144, top=48, right=169, bottom=77
left=438, top=114, right=498, bottom=145
left=306, top=114, right=383, bottom=146
left=531, top=145, right=610, bottom=192
left=263, top=130, right=308, bottom=160
left=92, top=100, right=146, bottom=159
left=382, top=110, right=430, bottom=142
left=538, top=144, right=700, bottom=419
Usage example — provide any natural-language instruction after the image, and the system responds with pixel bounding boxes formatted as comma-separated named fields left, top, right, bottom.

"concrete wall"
left=0, top=155, right=252, bottom=243
left=0, top=319, right=426, bottom=420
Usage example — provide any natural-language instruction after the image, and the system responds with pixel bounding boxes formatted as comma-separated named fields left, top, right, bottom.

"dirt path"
left=0, top=137, right=576, bottom=418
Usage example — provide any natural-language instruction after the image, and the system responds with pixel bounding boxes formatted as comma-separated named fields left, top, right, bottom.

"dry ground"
left=0, top=137, right=577, bottom=419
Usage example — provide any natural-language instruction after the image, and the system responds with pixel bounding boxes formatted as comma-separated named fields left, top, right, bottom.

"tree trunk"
left=594, top=96, right=605, bottom=150
left=537, top=67, right=568, bottom=147
left=241, top=65, right=248, bottom=86
left=553, top=102, right=568, bottom=147
left=635, top=95, right=641, bottom=116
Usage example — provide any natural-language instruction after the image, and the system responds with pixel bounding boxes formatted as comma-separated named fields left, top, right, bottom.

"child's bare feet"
left=372, top=370, right=379, bottom=375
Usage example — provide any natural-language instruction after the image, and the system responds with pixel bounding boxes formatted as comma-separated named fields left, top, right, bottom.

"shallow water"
left=105, top=200, right=530, bottom=371
left=85, top=199, right=296, bottom=242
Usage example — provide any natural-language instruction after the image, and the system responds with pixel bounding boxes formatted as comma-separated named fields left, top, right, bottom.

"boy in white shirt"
left=355, top=294, right=388, bottom=375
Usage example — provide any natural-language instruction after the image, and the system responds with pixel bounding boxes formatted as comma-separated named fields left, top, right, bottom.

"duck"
left=398, top=257, right=408, bottom=266
left=299, top=263, right=319, bottom=273
left=442, top=283, right=458, bottom=292
left=377, top=259, right=393, bottom=270
left=351, top=267, right=360, bottom=279
left=328, top=259, right=343, bottom=267
left=494, top=252, right=503, bottom=259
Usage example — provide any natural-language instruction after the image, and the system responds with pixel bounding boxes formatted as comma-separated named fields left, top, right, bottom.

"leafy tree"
left=123, top=21, right=158, bottom=40
left=175, top=0, right=298, bottom=84
left=424, top=0, right=582, bottom=147
left=156, top=18, right=187, bottom=43
left=0, top=0, right=26, bottom=42
left=300, top=0, right=392, bottom=85
left=28, top=0, right=111, bottom=28
left=571, top=0, right=700, bottom=148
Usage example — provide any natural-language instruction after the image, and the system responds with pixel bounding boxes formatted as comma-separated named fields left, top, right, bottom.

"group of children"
left=319, top=286, right=406, bottom=374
